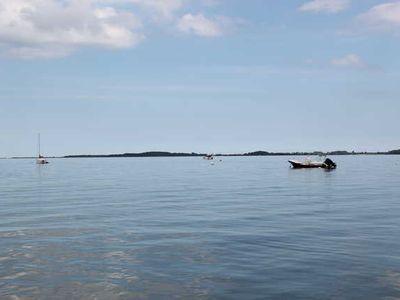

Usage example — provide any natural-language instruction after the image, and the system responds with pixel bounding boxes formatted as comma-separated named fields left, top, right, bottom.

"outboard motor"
left=323, top=158, right=337, bottom=169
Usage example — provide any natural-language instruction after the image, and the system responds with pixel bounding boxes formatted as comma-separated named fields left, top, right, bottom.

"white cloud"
left=100, top=0, right=183, bottom=19
left=0, top=0, right=238, bottom=59
left=357, top=2, right=400, bottom=31
left=177, top=14, right=234, bottom=37
left=134, top=0, right=182, bottom=19
left=0, top=0, right=143, bottom=59
left=331, top=54, right=366, bottom=68
left=6, top=46, right=75, bottom=60
left=299, top=0, right=350, bottom=13
left=95, top=7, right=118, bottom=19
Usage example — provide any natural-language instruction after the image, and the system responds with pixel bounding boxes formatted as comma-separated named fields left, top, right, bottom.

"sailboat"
left=36, top=133, right=49, bottom=164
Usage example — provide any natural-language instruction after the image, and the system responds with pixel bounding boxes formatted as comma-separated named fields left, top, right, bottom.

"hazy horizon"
left=3, top=147, right=399, bottom=159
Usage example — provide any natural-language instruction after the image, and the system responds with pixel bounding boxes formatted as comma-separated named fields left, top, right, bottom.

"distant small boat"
left=36, top=134, right=49, bottom=165
left=289, top=158, right=336, bottom=169
left=203, top=154, right=214, bottom=160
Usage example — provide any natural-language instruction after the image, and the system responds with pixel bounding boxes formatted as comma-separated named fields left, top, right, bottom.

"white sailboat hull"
left=36, top=158, right=49, bottom=164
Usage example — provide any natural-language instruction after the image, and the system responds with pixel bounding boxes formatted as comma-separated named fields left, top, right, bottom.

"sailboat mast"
left=38, top=133, right=41, bottom=157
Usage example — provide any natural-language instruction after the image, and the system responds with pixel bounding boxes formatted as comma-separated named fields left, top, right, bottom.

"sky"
left=0, top=0, right=399, bottom=157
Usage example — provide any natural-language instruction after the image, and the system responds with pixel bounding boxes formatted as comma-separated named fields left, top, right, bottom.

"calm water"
left=1, top=156, right=400, bottom=299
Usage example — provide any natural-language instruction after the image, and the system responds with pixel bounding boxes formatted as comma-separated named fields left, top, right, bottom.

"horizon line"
left=2, top=148, right=400, bottom=159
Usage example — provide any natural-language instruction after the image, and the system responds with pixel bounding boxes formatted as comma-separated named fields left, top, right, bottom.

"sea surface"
left=1, top=156, right=400, bottom=300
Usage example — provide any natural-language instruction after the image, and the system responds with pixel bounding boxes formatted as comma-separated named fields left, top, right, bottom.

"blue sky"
left=0, top=0, right=399, bottom=156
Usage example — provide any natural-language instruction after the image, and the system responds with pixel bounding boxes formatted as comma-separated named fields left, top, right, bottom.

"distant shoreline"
left=63, top=150, right=400, bottom=158
left=4, top=149, right=399, bottom=159
left=63, top=149, right=400, bottom=158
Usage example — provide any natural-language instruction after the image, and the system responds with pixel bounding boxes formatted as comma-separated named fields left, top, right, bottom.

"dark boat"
left=289, top=158, right=336, bottom=169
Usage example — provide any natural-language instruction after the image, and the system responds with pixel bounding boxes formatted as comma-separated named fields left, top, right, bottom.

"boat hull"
left=288, top=160, right=336, bottom=169
left=36, top=159, right=49, bottom=164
